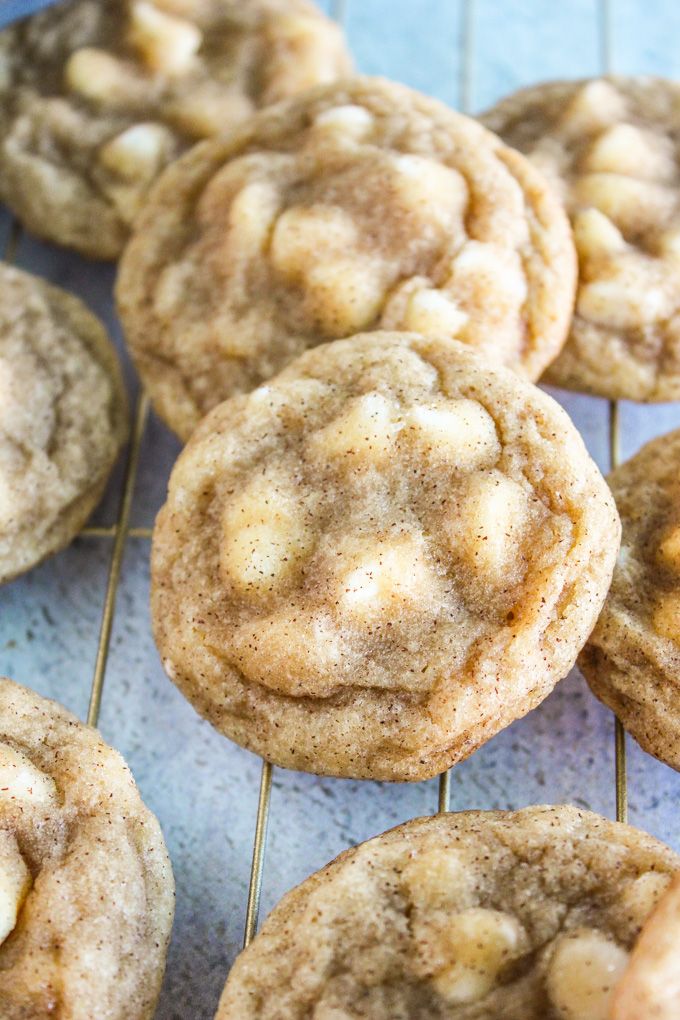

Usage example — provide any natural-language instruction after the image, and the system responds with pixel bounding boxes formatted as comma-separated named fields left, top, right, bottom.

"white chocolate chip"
left=433, top=908, right=525, bottom=1005
left=65, top=48, right=138, bottom=104
left=302, top=256, right=385, bottom=336
left=577, top=275, right=670, bottom=329
left=390, top=155, right=468, bottom=227
left=574, top=173, right=676, bottom=235
left=559, top=80, right=628, bottom=138
left=220, top=470, right=313, bottom=594
left=451, top=471, right=530, bottom=581
left=314, top=104, right=374, bottom=140
left=227, top=182, right=281, bottom=255
left=308, top=392, right=398, bottom=465
left=128, top=1, right=202, bottom=75
left=270, top=205, right=358, bottom=278
left=583, top=123, right=676, bottom=181
left=572, top=208, right=627, bottom=261
left=402, top=848, right=474, bottom=911
left=99, top=123, right=173, bottom=181
left=338, top=535, right=433, bottom=618
left=407, top=400, right=500, bottom=470
left=547, top=928, right=629, bottom=1020
left=0, top=831, right=31, bottom=945
left=0, top=743, right=57, bottom=806
left=403, top=288, right=469, bottom=337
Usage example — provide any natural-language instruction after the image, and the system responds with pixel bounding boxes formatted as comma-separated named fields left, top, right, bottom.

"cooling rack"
left=2, top=1, right=680, bottom=1016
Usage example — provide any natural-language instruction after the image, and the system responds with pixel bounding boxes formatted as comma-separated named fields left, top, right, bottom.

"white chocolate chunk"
left=447, top=242, right=528, bottom=308
left=583, top=123, right=676, bottom=181
left=303, top=256, right=385, bottom=335
left=220, top=471, right=313, bottom=593
left=314, top=104, right=374, bottom=140
left=658, top=525, right=680, bottom=572
left=308, top=392, right=398, bottom=464
left=270, top=205, right=358, bottom=277
left=0, top=743, right=57, bottom=805
left=403, top=288, right=469, bottom=336
left=559, top=80, right=628, bottom=137
left=99, top=123, right=173, bottom=181
left=338, top=535, right=432, bottom=618
left=577, top=277, right=669, bottom=329
left=433, top=909, right=524, bottom=1005
left=547, top=929, right=628, bottom=1020
left=572, top=208, right=626, bottom=261
left=0, top=831, right=31, bottom=945
left=574, top=173, right=675, bottom=234
left=390, top=155, right=468, bottom=226
left=65, top=48, right=137, bottom=104
left=407, top=400, right=500, bottom=470
left=227, top=182, right=281, bottom=254
left=620, top=872, right=672, bottom=927
left=652, top=592, right=680, bottom=642
left=451, top=472, right=530, bottom=580
left=402, top=848, right=474, bottom=911
left=128, top=1, right=201, bottom=74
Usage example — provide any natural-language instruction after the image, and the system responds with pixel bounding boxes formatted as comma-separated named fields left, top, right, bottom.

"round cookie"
left=216, top=805, right=680, bottom=1019
left=151, top=331, right=620, bottom=781
left=0, top=0, right=351, bottom=259
left=117, top=76, right=577, bottom=441
left=481, top=76, right=680, bottom=401
left=579, top=429, right=680, bottom=770
left=0, top=677, right=174, bottom=1018
left=0, top=263, right=128, bottom=584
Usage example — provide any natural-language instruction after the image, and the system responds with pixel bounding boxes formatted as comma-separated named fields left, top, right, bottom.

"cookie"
left=117, top=76, right=576, bottom=441
left=0, top=677, right=174, bottom=1018
left=0, top=263, right=128, bottom=584
left=579, top=429, right=680, bottom=770
left=481, top=76, right=680, bottom=401
left=151, top=331, right=620, bottom=781
left=216, top=805, right=680, bottom=1019
left=611, top=872, right=680, bottom=1020
left=0, top=0, right=351, bottom=259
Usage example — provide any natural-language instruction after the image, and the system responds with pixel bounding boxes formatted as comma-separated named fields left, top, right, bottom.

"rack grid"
left=8, top=0, right=679, bottom=1011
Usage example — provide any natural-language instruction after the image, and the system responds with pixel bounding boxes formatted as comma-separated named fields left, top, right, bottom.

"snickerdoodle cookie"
left=0, top=677, right=174, bottom=1018
left=216, top=805, right=680, bottom=1019
left=0, top=0, right=351, bottom=258
left=117, top=76, right=576, bottom=441
left=0, top=264, right=127, bottom=584
left=482, top=76, right=680, bottom=401
left=579, top=429, right=680, bottom=770
left=151, top=332, right=619, bottom=781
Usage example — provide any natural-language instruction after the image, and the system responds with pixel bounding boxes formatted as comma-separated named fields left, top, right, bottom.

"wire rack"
left=1, top=0, right=641, bottom=1007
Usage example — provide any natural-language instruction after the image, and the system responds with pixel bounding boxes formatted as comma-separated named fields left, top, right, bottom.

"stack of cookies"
left=0, top=1, right=679, bottom=1017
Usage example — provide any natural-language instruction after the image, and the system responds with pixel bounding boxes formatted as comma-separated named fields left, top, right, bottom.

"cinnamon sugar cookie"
left=579, top=429, right=680, bottom=770
left=0, top=677, right=174, bottom=1018
left=482, top=76, right=680, bottom=401
left=151, top=332, right=619, bottom=781
left=117, top=76, right=576, bottom=440
left=216, top=805, right=680, bottom=1020
left=0, top=0, right=351, bottom=258
left=0, top=264, right=127, bottom=584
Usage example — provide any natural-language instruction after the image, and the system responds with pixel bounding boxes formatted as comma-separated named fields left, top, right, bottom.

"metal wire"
left=87, top=393, right=150, bottom=727
left=600, top=0, right=628, bottom=825
left=243, top=761, right=273, bottom=948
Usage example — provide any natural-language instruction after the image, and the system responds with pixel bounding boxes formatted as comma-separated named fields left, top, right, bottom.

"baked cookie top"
left=0, top=677, right=174, bottom=1019
left=481, top=76, right=680, bottom=402
left=0, top=0, right=351, bottom=258
left=117, top=76, right=576, bottom=440
left=0, top=264, right=128, bottom=584
left=579, top=429, right=680, bottom=770
left=216, top=805, right=680, bottom=1020
left=151, top=332, right=619, bottom=781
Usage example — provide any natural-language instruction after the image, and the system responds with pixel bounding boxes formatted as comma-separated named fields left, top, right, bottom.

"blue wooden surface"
left=1, top=3, right=680, bottom=1018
